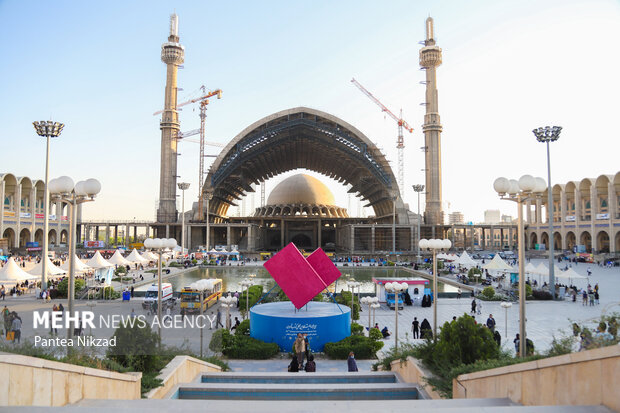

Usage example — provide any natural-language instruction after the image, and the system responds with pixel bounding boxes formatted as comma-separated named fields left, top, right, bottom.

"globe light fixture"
left=494, top=175, right=546, bottom=357
left=49, top=176, right=101, bottom=342
left=420, top=238, right=451, bottom=340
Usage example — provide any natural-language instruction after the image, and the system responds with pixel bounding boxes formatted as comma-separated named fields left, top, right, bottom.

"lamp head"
left=518, top=175, right=536, bottom=193
left=442, top=239, right=452, bottom=250
left=507, top=180, right=520, bottom=195
left=83, top=178, right=101, bottom=196
left=493, top=177, right=509, bottom=195
left=419, top=239, right=429, bottom=249
left=54, top=176, right=75, bottom=195
left=534, top=177, right=547, bottom=194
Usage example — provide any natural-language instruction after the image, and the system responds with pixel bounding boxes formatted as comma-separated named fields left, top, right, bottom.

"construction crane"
left=154, top=86, right=222, bottom=219
left=351, top=78, right=413, bottom=198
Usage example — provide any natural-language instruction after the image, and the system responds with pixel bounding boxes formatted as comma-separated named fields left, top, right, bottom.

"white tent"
left=437, top=252, right=451, bottom=260
left=0, top=258, right=38, bottom=282
left=525, top=262, right=538, bottom=274
left=482, top=254, right=514, bottom=271
left=60, top=255, right=92, bottom=273
left=555, top=267, right=587, bottom=281
left=27, top=256, right=67, bottom=277
left=455, top=251, right=477, bottom=268
left=141, top=251, right=159, bottom=261
left=534, top=262, right=549, bottom=276
left=85, top=251, right=114, bottom=269
left=126, top=249, right=148, bottom=264
left=108, top=250, right=131, bottom=266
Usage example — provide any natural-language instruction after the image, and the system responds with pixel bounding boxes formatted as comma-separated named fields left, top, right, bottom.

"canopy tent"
left=60, top=255, right=93, bottom=273
left=108, top=250, right=132, bottom=266
left=85, top=251, right=114, bottom=269
left=455, top=251, right=477, bottom=268
left=436, top=252, right=452, bottom=261
left=209, top=248, right=219, bottom=255
left=524, top=262, right=538, bottom=274
left=534, top=262, right=549, bottom=276
left=0, top=258, right=38, bottom=282
left=482, top=254, right=513, bottom=271
left=141, top=251, right=159, bottom=261
left=27, top=256, right=67, bottom=277
left=126, top=249, right=149, bottom=264
left=555, top=267, right=588, bottom=282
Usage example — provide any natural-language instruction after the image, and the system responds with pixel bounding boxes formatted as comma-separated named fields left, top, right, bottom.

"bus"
left=180, top=278, right=223, bottom=313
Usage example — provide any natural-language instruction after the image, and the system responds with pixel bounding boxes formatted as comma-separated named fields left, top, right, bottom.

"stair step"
left=200, top=371, right=398, bottom=384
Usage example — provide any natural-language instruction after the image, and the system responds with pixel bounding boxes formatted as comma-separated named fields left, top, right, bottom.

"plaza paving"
left=1, top=258, right=618, bottom=369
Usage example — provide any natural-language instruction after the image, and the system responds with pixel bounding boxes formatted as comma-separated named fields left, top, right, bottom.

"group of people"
left=2, top=305, right=22, bottom=343
left=289, top=333, right=315, bottom=372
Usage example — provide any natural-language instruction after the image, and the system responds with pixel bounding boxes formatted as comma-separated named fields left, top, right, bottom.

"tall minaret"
left=419, top=17, right=444, bottom=225
left=157, top=14, right=185, bottom=223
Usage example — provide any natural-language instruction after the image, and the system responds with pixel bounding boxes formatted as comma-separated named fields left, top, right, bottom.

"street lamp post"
left=494, top=175, right=547, bottom=356
left=371, top=302, right=380, bottom=326
left=384, top=282, right=407, bottom=350
left=360, top=296, right=378, bottom=331
left=533, top=126, right=562, bottom=299
left=500, top=301, right=512, bottom=340
left=239, top=279, right=253, bottom=320
left=144, top=237, right=178, bottom=343
left=49, top=177, right=101, bottom=341
left=419, top=238, right=451, bottom=340
left=412, top=185, right=425, bottom=264
left=178, top=183, right=190, bottom=257
left=199, top=290, right=204, bottom=357
left=33, top=120, right=64, bottom=292
left=347, top=281, right=360, bottom=322
left=220, top=295, right=237, bottom=330
left=205, top=192, right=213, bottom=251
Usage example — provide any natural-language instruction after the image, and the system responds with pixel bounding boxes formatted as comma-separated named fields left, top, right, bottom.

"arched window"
left=600, top=198, right=608, bottom=208
left=585, top=201, right=591, bottom=209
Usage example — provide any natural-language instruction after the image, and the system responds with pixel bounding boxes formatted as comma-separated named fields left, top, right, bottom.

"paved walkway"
left=226, top=358, right=374, bottom=373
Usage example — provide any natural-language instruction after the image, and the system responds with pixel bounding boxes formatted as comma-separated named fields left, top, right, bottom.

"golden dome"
left=267, top=174, right=336, bottom=206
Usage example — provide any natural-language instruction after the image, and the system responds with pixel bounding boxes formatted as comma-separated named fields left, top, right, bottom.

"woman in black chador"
left=420, top=318, right=432, bottom=339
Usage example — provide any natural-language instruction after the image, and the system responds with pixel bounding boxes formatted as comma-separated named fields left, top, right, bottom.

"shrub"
left=369, top=327, right=383, bottom=341
left=220, top=329, right=279, bottom=359
left=467, top=267, right=482, bottom=282
left=532, top=290, right=553, bottom=300
left=107, top=322, right=160, bottom=373
left=351, top=322, right=364, bottom=336
left=115, top=266, right=127, bottom=275
left=235, top=319, right=250, bottom=336
left=337, top=291, right=360, bottom=320
left=481, top=286, right=495, bottom=300
left=516, top=284, right=533, bottom=299
left=324, top=334, right=384, bottom=359
left=209, top=329, right=226, bottom=353
left=239, top=285, right=264, bottom=312
left=55, top=278, right=86, bottom=298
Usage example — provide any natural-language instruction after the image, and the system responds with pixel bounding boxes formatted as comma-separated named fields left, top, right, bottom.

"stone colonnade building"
left=0, top=173, right=70, bottom=249
left=525, top=172, right=620, bottom=253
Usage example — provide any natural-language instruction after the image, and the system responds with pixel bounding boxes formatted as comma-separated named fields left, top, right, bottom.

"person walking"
left=412, top=317, right=420, bottom=339
left=513, top=333, right=520, bottom=355
left=347, top=351, right=358, bottom=372
left=294, top=333, right=306, bottom=369
left=303, top=333, right=310, bottom=361
left=476, top=299, right=483, bottom=315
left=486, top=314, right=496, bottom=332
left=11, top=313, right=22, bottom=344
left=457, top=288, right=462, bottom=299
left=471, top=298, right=477, bottom=315
left=216, top=308, right=223, bottom=328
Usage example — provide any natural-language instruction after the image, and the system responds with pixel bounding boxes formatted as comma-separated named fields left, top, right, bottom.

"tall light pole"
left=347, top=281, right=360, bottom=322
left=144, top=237, right=177, bottom=343
left=371, top=302, right=380, bottom=326
left=360, top=296, right=378, bottom=331
left=385, top=282, right=407, bottom=349
left=49, top=177, right=101, bottom=341
left=494, top=175, right=547, bottom=356
left=239, top=279, right=253, bottom=320
left=419, top=238, right=451, bottom=340
left=178, top=182, right=190, bottom=256
left=220, top=295, right=237, bottom=330
left=205, top=192, right=213, bottom=251
left=533, top=126, right=561, bottom=299
left=412, top=185, right=425, bottom=264
left=33, top=120, right=64, bottom=291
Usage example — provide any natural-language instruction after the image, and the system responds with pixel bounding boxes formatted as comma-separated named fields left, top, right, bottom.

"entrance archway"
left=596, top=230, right=610, bottom=253
left=19, top=228, right=30, bottom=248
left=290, top=233, right=312, bottom=248
left=553, top=231, right=562, bottom=251
left=540, top=232, right=549, bottom=249
left=34, top=229, right=43, bottom=244
left=566, top=231, right=576, bottom=251
left=529, top=232, right=538, bottom=250
left=580, top=231, right=591, bottom=252
left=2, top=228, right=15, bottom=249
left=60, top=229, right=68, bottom=245
left=48, top=229, right=57, bottom=246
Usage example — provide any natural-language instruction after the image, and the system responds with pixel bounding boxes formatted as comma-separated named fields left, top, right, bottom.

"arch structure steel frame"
left=204, top=107, right=409, bottom=224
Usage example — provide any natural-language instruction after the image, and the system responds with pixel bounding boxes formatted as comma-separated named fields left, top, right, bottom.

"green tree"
left=107, top=322, right=160, bottom=372
left=56, top=278, right=86, bottom=298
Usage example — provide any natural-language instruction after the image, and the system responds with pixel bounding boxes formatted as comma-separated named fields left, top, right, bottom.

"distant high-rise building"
left=501, top=214, right=514, bottom=223
left=484, top=210, right=501, bottom=224
left=449, top=211, right=464, bottom=225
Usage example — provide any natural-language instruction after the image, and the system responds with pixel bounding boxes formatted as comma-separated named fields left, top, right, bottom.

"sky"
left=0, top=0, right=618, bottom=223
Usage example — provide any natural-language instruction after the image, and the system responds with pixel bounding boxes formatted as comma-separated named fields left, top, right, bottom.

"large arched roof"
left=205, top=107, right=407, bottom=222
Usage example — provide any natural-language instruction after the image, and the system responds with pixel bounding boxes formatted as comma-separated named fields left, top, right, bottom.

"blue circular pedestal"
left=250, top=301, right=351, bottom=352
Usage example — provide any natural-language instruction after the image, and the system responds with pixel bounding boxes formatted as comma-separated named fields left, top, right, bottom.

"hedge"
left=324, top=334, right=384, bottom=359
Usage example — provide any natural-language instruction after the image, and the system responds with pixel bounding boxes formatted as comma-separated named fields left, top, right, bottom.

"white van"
left=142, top=283, right=175, bottom=309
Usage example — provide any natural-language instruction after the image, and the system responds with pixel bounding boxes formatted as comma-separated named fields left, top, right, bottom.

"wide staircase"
left=69, top=371, right=611, bottom=412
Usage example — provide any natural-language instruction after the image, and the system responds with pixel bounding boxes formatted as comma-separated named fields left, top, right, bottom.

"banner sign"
left=20, top=212, right=31, bottom=218
left=26, top=242, right=39, bottom=248
left=84, top=240, right=105, bottom=248
left=35, top=214, right=44, bottom=219
left=565, top=215, right=576, bottom=222
left=49, top=214, right=56, bottom=220
left=27, top=247, right=42, bottom=251
left=61, top=216, right=68, bottom=221
left=596, top=213, right=609, bottom=220
left=3, top=211, right=15, bottom=217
